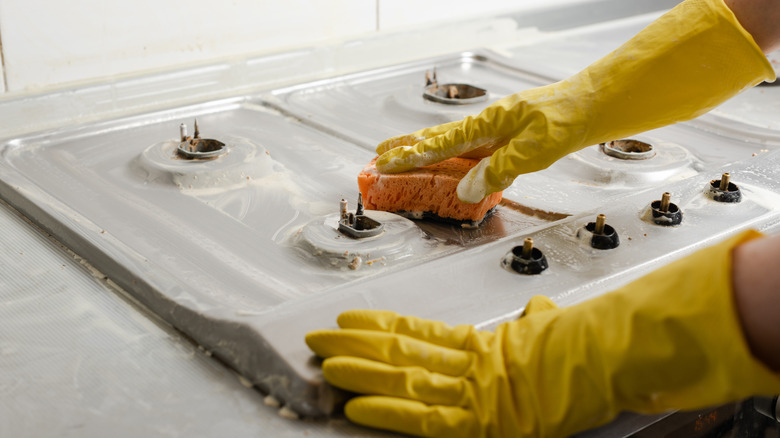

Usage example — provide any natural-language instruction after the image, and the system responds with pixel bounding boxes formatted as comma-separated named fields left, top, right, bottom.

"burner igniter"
left=338, top=194, right=384, bottom=239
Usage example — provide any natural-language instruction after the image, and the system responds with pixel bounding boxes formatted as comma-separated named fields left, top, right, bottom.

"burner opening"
left=600, top=139, right=655, bottom=160
left=176, top=120, right=227, bottom=159
left=422, top=69, right=487, bottom=105
left=338, top=195, right=384, bottom=239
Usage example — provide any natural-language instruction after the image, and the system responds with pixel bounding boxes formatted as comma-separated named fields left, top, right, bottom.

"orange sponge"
left=357, top=157, right=502, bottom=227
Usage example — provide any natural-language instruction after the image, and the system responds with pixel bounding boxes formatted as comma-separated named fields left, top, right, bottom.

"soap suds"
left=278, top=405, right=299, bottom=420
left=263, top=395, right=280, bottom=408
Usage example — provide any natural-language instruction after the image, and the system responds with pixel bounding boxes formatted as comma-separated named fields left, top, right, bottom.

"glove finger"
left=457, top=143, right=504, bottom=160
left=336, top=309, right=479, bottom=350
left=375, top=120, right=462, bottom=155
left=305, top=328, right=472, bottom=376
left=457, top=132, right=577, bottom=204
left=376, top=118, right=504, bottom=174
left=322, top=356, right=467, bottom=407
left=520, top=295, right=559, bottom=318
left=345, top=396, right=478, bottom=438
left=375, top=134, right=424, bottom=155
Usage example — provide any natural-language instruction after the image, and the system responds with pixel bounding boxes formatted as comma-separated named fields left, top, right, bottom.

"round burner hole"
left=176, top=120, right=227, bottom=159
left=178, top=138, right=226, bottom=159
left=423, top=83, right=488, bottom=105
left=600, top=139, right=655, bottom=160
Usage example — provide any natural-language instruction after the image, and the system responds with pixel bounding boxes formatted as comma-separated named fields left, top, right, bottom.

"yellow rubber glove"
left=306, top=230, right=780, bottom=438
left=375, top=0, right=776, bottom=203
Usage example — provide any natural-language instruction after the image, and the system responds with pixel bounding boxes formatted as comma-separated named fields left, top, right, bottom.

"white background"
left=0, top=0, right=578, bottom=94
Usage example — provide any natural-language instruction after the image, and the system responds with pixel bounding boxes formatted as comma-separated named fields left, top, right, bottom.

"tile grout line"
left=0, top=26, right=7, bottom=92
left=375, top=0, right=380, bottom=31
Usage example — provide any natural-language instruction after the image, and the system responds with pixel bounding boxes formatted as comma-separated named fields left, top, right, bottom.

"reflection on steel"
left=338, top=194, right=384, bottom=239
left=708, top=172, right=742, bottom=203
left=754, top=396, right=780, bottom=422
left=600, top=139, right=656, bottom=160
left=177, top=119, right=227, bottom=159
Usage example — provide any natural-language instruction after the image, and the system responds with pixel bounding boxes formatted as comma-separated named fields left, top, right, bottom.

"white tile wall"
left=378, top=0, right=582, bottom=30
left=0, top=0, right=584, bottom=95
left=0, top=0, right=376, bottom=93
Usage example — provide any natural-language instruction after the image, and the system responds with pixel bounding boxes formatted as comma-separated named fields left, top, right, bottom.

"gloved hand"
left=306, top=230, right=780, bottom=438
left=375, top=0, right=775, bottom=203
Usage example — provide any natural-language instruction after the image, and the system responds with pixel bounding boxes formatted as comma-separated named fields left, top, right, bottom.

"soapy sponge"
left=357, top=157, right=503, bottom=228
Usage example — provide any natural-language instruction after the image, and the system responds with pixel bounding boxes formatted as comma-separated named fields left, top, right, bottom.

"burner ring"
left=600, top=139, right=655, bottom=160
left=295, top=211, right=428, bottom=271
left=423, top=83, right=488, bottom=105
left=177, top=138, right=227, bottom=159
left=135, top=135, right=274, bottom=190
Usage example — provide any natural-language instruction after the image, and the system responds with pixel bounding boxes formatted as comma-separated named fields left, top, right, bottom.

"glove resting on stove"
left=374, top=0, right=775, bottom=203
left=305, top=230, right=780, bottom=438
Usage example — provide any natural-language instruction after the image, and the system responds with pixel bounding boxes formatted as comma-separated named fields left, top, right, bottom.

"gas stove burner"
left=422, top=69, right=488, bottom=105
left=562, top=136, right=697, bottom=186
left=135, top=126, right=274, bottom=190
left=600, top=139, right=655, bottom=160
left=295, top=208, right=429, bottom=271
left=177, top=119, right=227, bottom=159
left=338, top=194, right=384, bottom=239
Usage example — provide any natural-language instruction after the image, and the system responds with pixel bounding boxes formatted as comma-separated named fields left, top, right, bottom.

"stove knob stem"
left=506, top=238, right=548, bottom=275
left=650, top=192, right=683, bottom=226
left=581, top=214, right=620, bottom=250
left=708, top=172, right=742, bottom=203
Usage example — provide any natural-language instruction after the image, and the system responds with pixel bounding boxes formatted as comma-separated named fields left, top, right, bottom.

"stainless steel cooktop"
left=1, top=5, right=779, bottom=434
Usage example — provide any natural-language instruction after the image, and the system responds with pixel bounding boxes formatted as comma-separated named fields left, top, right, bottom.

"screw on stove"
left=422, top=68, right=488, bottom=105
left=578, top=213, right=620, bottom=250
left=176, top=119, right=227, bottom=159
left=504, top=237, right=548, bottom=275
left=707, top=172, right=742, bottom=203
left=650, top=192, right=683, bottom=226
left=600, top=139, right=656, bottom=160
left=337, top=194, right=385, bottom=239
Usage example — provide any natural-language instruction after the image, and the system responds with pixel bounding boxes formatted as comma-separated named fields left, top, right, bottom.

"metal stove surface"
left=1, top=45, right=780, bottom=433
left=267, top=52, right=554, bottom=149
